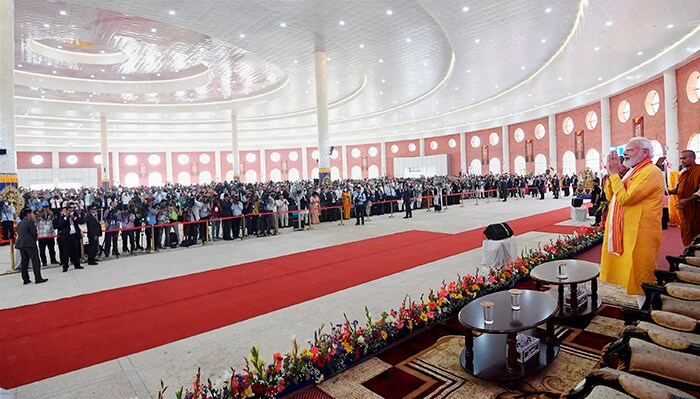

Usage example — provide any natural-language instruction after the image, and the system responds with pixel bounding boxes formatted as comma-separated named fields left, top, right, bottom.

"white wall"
left=393, top=154, right=450, bottom=177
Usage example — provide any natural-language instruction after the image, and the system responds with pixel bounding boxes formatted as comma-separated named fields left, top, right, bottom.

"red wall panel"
left=385, top=138, right=420, bottom=177
left=17, top=152, right=51, bottom=169
left=509, top=117, right=549, bottom=174
left=424, top=133, right=461, bottom=175
left=676, top=55, right=700, bottom=155
left=555, top=102, right=602, bottom=174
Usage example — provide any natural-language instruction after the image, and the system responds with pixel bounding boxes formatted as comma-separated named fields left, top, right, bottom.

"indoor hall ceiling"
left=11, top=0, right=700, bottom=150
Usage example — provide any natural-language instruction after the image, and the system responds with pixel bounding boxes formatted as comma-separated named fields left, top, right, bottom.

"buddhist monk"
left=669, top=150, right=700, bottom=246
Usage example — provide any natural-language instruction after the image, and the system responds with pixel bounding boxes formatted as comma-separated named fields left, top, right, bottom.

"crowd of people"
left=4, top=152, right=697, bottom=287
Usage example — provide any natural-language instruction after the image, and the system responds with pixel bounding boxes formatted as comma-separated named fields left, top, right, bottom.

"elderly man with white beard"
left=600, top=137, right=665, bottom=308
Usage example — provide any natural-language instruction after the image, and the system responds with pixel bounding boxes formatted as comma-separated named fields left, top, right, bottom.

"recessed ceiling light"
left=100, top=68, right=105, bottom=72
left=90, top=74, right=95, bottom=78
left=381, top=79, right=386, bottom=83
left=454, top=86, right=459, bottom=90
left=466, top=69, right=471, bottom=73
left=637, top=51, right=643, bottom=55
left=521, top=65, right=525, bottom=70
left=545, top=7, right=552, bottom=13
left=156, top=73, right=161, bottom=77
left=168, top=10, right=176, bottom=15
left=52, top=70, right=56, bottom=74
left=406, top=38, right=411, bottom=43
left=378, top=59, right=383, bottom=63
left=100, top=50, right=105, bottom=54
left=59, top=10, right=67, bottom=16
left=151, top=28, right=157, bottom=33
left=528, top=94, right=532, bottom=97
left=558, top=77, right=562, bottom=80
left=123, top=100, right=128, bottom=104
left=239, top=33, right=245, bottom=38
left=594, top=46, right=600, bottom=51
left=495, top=85, right=499, bottom=88
left=462, top=6, right=469, bottom=12
left=474, top=38, right=480, bottom=43
left=86, top=99, right=90, bottom=102
left=379, top=91, right=383, bottom=95
left=605, top=21, right=613, bottom=26
left=280, top=22, right=287, bottom=27
left=667, top=24, right=674, bottom=29
left=598, top=77, right=603, bottom=81
left=121, top=76, right=126, bottom=80
left=358, top=43, right=364, bottom=48
left=293, top=59, right=298, bottom=63
left=338, top=20, right=345, bottom=26
left=541, top=38, right=547, bottom=43
left=43, top=23, right=50, bottom=28
left=57, top=45, right=62, bottom=49
left=89, top=94, right=93, bottom=97
left=17, top=64, right=22, bottom=68
left=386, top=10, right=393, bottom=15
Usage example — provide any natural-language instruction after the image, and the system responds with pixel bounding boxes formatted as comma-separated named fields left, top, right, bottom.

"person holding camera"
left=85, top=205, right=102, bottom=265
left=16, top=208, right=48, bottom=285
left=102, top=203, right=121, bottom=259
left=118, top=205, right=136, bottom=254
left=54, top=206, right=84, bottom=272
left=36, top=207, right=59, bottom=266
left=352, top=186, right=366, bottom=225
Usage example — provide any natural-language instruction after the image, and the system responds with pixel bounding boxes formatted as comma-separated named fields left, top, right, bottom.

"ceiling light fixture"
left=17, top=64, right=22, bottom=68
left=386, top=10, right=393, bottom=15
left=474, top=38, right=480, bottom=43
left=52, top=70, right=56, bottom=74
left=598, top=77, right=602, bottom=81
left=59, top=10, right=67, bottom=16
left=381, top=79, right=385, bottom=83
left=462, top=6, right=469, bottom=12
left=378, top=59, right=383, bottom=63
left=43, top=23, right=50, bottom=28
left=239, top=33, right=245, bottom=38
left=637, top=51, right=643, bottom=55
left=541, top=38, right=547, bottom=43
left=406, top=38, right=411, bottom=43
left=358, top=43, right=364, bottom=48
left=605, top=21, right=613, bottom=26
left=168, top=10, right=176, bottom=15
left=594, top=46, right=600, bottom=51
left=339, top=20, right=345, bottom=26
left=667, top=24, right=674, bottom=29
left=151, top=28, right=157, bottom=33
left=280, top=22, right=287, bottom=27
left=90, top=74, right=95, bottom=78
left=545, top=7, right=552, bottom=13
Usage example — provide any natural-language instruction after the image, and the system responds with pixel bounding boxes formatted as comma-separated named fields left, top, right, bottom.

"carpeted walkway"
left=0, top=207, right=573, bottom=389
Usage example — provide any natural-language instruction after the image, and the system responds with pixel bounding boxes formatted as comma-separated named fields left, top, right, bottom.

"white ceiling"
left=11, top=0, right=700, bottom=151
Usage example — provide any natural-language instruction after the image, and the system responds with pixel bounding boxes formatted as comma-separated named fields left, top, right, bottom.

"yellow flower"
left=381, top=331, right=388, bottom=340
left=342, top=341, right=353, bottom=353
left=419, top=313, right=428, bottom=322
left=242, top=386, right=253, bottom=398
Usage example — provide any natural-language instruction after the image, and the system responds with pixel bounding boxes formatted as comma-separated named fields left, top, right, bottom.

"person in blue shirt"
left=352, top=186, right=366, bottom=226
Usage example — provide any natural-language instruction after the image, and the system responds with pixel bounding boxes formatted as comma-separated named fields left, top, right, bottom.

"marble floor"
left=0, top=195, right=593, bottom=399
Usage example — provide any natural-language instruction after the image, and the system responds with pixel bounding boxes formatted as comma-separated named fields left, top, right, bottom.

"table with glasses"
left=530, top=259, right=602, bottom=319
left=458, top=290, right=559, bottom=380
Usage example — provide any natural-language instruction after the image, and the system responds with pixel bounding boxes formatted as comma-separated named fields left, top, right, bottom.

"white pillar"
left=380, top=142, right=387, bottom=176
left=501, top=126, right=510, bottom=173
left=51, top=151, right=60, bottom=186
left=459, top=132, right=466, bottom=174
left=231, top=113, right=240, bottom=180
left=259, top=149, right=266, bottom=182
left=419, top=138, right=426, bottom=158
left=214, top=151, right=221, bottom=181
left=548, top=115, right=558, bottom=173
left=341, top=145, right=348, bottom=179
left=600, top=97, right=612, bottom=163
left=315, top=34, right=331, bottom=185
left=111, top=151, right=120, bottom=185
left=664, top=69, right=680, bottom=169
left=165, top=151, right=173, bottom=183
left=301, top=147, right=308, bottom=179
left=0, top=0, right=17, bottom=187
left=99, top=114, right=110, bottom=187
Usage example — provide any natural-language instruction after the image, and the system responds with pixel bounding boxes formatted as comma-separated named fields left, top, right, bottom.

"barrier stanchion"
left=338, top=206, right=344, bottom=226
left=460, top=193, right=465, bottom=207
left=274, top=212, right=280, bottom=235
left=242, top=215, right=247, bottom=239
left=9, top=239, right=15, bottom=272
left=389, top=200, right=394, bottom=218
left=150, top=225, right=156, bottom=253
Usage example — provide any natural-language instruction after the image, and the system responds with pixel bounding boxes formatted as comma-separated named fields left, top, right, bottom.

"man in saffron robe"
left=600, top=137, right=664, bottom=308
left=669, top=150, right=700, bottom=246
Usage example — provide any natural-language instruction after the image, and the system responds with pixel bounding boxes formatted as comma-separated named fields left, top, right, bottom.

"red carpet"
left=575, top=226, right=685, bottom=271
left=0, top=207, right=572, bottom=389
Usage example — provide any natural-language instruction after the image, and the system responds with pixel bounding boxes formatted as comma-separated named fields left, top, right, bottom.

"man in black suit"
left=220, top=194, right=233, bottom=240
left=54, top=206, right=84, bottom=272
left=85, top=205, right=102, bottom=265
left=402, top=183, right=413, bottom=219
left=15, top=208, right=48, bottom=285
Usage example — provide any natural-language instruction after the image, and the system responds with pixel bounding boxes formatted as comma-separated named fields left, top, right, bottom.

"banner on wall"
left=633, top=116, right=644, bottom=137
left=481, top=145, right=489, bottom=165
left=525, top=139, right=534, bottom=162
left=575, top=130, right=585, bottom=159
left=139, top=163, right=147, bottom=178
left=361, top=156, right=368, bottom=171
left=191, top=161, right=199, bottom=175
left=239, top=161, right=245, bottom=173
left=282, top=160, right=288, bottom=174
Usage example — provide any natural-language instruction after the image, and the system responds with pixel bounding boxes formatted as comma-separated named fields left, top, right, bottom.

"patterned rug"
left=286, top=280, right=635, bottom=399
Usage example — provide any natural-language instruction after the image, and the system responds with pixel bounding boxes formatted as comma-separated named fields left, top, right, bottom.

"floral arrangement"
left=163, top=228, right=604, bottom=399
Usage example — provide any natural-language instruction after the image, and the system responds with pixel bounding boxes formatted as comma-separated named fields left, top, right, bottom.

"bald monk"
left=601, top=137, right=665, bottom=308
left=669, top=150, right=700, bottom=246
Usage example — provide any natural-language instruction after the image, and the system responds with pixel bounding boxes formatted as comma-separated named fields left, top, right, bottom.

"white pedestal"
left=570, top=206, right=587, bottom=221
left=482, top=236, right=517, bottom=267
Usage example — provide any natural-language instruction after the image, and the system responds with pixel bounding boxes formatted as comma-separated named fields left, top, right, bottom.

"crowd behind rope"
left=1, top=172, right=584, bottom=272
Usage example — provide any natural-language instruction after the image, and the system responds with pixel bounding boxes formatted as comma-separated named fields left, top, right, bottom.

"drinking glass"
left=509, top=289, right=522, bottom=311
left=557, top=261, right=568, bottom=279
left=481, top=301, right=494, bottom=325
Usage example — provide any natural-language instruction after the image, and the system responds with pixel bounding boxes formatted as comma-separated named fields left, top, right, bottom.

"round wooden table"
left=458, top=290, right=559, bottom=380
left=530, top=259, right=601, bottom=319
